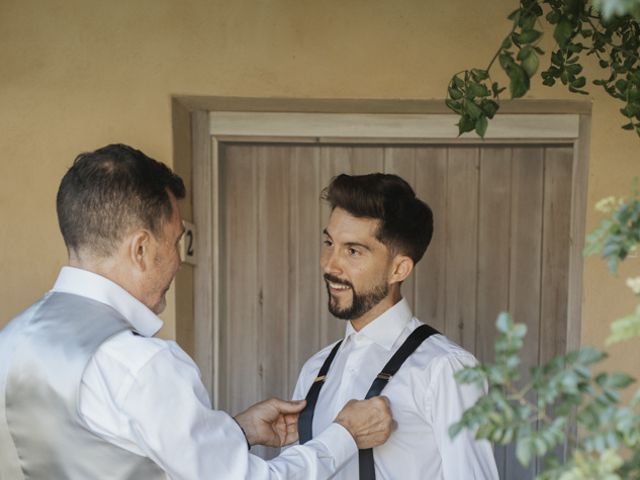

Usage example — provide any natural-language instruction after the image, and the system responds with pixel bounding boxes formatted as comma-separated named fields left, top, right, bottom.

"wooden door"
left=217, top=143, right=573, bottom=475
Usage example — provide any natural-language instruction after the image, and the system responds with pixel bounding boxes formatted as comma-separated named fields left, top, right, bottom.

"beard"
left=324, top=273, right=389, bottom=320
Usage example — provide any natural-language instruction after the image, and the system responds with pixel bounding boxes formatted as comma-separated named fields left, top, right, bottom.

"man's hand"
left=334, top=396, right=395, bottom=449
left=234, top=398, right=306, bottom=448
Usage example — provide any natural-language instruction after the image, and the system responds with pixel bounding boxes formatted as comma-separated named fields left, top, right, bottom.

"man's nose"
left=322, top=250, right=341, bottom=276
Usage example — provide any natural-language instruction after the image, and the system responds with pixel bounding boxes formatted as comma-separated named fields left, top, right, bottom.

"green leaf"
left=501, top=37, right=513, bottom=50
left=481, top=99, right=499, bottom=118
left=492, top=82, right=506, bottom=96
left=457, top=115, right=475, bottom=135
left=566, top=63, right=583, bottom=75
left=469, top=82, right=490, bottom=97
left=516, top=438, right=533, bottom=466
left=607, top=372, right=635, bottom=389
left=448, top=87, right=464, bottom=100
left=518, top=30, right=543, bottom=44
left=507, top=8, right=521, bottom=22
left=572, top=77, right=587, bottom=88
left=554, top=18, right=574, bottom=48
left=445, top=99, right=463, bottom=114
left=465, top=99, right=483, bottom=118
left=522, top=52, right=540, bottom=77
left=475, top=115, right=488, bottom=138
left=471, top=68, right=489, bottom=81
left=507, top=64, right=530, bottom=98
left=546, top=10, right=560, bottom=23
left=496, top=312, right=512, bottom=333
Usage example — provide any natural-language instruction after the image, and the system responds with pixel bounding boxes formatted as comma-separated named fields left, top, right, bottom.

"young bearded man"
left=293, top=173, right=499, bottom=479
left=0, top=145, right=394, bottom=480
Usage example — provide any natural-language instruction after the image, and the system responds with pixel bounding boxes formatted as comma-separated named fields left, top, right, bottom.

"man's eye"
left=323, top=239, right=333, bottom=246
left=347, top=247, right=359, bottom=256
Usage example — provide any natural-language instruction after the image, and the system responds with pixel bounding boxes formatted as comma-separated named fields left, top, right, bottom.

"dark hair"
left=56, top=143, right=186, bottom=257
left=322, top=173, right=433, bottom=264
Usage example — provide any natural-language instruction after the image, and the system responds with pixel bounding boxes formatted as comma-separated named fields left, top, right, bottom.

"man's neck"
left=350, top=289, right=403, bottom=332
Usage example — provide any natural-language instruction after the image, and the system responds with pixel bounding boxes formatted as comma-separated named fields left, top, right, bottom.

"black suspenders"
left=298, top=339, right=343, bottom=445
left=298, top=323, right=439, bottom=479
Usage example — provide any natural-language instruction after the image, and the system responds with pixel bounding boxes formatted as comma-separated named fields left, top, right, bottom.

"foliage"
left=446, top=0, right=640, bottom=137
left=585, top=181, right=640, bottom=346
left=451, top=183, right=640, bottom=478
left=451, top=313, right=640, bottom=479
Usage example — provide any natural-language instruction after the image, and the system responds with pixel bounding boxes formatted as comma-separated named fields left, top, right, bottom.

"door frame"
left=181, top=98, right=591, bottom=407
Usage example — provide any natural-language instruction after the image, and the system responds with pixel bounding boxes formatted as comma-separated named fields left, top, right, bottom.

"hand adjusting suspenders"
left=298, top=324, right=439, bottom=480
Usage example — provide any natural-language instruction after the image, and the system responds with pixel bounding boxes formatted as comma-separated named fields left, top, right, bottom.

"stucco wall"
left=1, top=0, right=638, bottom=376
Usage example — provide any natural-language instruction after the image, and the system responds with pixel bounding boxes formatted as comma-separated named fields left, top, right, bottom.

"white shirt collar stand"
left=344, top=298, right=413, bottom=351
left=51, top=266, right=163, bottom=337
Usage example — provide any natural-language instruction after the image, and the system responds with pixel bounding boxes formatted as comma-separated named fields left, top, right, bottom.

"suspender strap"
left=298, top=340, right=343, bottom=444
left=358, top=324, right=439, bottom=480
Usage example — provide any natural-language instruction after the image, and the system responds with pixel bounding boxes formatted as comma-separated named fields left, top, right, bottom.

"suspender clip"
left=376, top=372, right=392, bottom=381
left=313, top=375, right=327, bottom=383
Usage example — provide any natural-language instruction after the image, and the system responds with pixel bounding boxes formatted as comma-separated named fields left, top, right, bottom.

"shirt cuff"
left=313, top=422, right=358, bottom=468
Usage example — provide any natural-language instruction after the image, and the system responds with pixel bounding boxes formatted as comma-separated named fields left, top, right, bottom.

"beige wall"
left=1, top=0, right=638, bottom=377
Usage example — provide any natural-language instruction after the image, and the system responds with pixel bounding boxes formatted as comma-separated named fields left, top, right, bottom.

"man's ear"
left=127, top=230, right=153, bottom=271
left=389, top=254, right=414, bottom=285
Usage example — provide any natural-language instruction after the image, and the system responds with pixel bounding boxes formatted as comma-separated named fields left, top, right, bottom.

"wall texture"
left=1, top=0, right=638, bottom=377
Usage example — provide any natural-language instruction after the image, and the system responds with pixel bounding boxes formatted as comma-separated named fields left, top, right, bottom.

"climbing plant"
left=445, top=0, right=640, bottom=137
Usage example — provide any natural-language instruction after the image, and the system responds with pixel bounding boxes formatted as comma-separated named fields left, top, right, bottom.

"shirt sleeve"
left=427, top=354, right=499, bottom=480
left=81, top=340, right=356, bottom=480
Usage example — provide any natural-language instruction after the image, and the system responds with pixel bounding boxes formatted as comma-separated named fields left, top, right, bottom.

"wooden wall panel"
left=445, top=147, right=479, bottom=350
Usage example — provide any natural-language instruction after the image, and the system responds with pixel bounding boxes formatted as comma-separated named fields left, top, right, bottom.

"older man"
left=0, top=144, right=393, bottom=479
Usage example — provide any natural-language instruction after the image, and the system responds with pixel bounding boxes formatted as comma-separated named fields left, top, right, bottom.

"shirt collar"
left=344, top=298, right=413, bottom=350
left=51, top=266, right=163, bottom=337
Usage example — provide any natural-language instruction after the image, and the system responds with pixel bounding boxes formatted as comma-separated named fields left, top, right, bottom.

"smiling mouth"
left=327, top=281, right=351, bottom=291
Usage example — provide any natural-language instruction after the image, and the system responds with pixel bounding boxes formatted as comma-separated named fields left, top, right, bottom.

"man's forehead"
left=325, top=208, right=382, bottom=241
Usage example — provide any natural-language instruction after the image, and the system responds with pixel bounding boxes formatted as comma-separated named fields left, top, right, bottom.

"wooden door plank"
left=413, top=147, right=448, bottom=332
left=219, top=144, right=259, bottom=413
left=255, top=146, right=290, bottom=459
left=476, top=146, right=512, bottom=479
left=540, top=147, right=573, bottom=363
left=287, top=146, right=322, bottom=393
left=476, top=147, right=512, bottom=363
left=445, top=147, right=479, bottom=349
left=504, top=147, right=545, bottom=479
left=351, top=145, right=384, bottom=174
left=384, top=147, right=417, bottom=310
left=257, top=146, right=290, bottom=401
left=319, top=147, right=353, bottom=346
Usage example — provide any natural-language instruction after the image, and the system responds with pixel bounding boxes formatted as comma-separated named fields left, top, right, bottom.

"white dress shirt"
left=52, top=267, right=357, bottom=480
left=292, top=298, right=499, bottom=479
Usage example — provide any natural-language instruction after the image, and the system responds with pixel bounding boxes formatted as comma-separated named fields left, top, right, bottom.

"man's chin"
left=152, top=296, right=167, bottom=315
left=328, top=300, right=355, bottom=320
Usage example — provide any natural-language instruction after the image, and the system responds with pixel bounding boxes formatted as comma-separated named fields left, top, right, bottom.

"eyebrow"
left=322, top=229, right=372, bottom=252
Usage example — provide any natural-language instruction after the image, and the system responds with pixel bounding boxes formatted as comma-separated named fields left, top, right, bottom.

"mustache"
left=323, top=273, right=353, bottom=289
